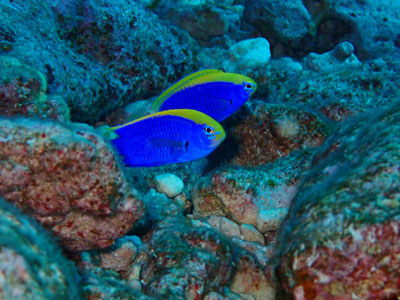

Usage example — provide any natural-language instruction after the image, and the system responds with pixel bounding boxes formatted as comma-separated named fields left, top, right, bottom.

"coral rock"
left=256, top=208, right=288, bottom=233
left=141, top=226, right=234, bottom=299
left=244, top=0, right=314, bottom=51
left=0, top=117, right=143, bottom=251
left=240, top=224, right=265, bottom=245
left=276, top=100, right=400, bottom=299
left=229, top=251, right=276, bottom=300
left=303, top=42, right=361, bottom=72
left=227, top=101, right=330, bottom=167
left=304, top=0, right=400, bottom=59
left=0, top=197, right=81, bottom=299
left=192, top=149, right=312, bottom=228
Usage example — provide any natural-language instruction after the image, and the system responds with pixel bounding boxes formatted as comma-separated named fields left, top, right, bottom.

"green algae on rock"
left=0, top=197, right=81, bottom=300
left=276, top=100, right=400, bottom=299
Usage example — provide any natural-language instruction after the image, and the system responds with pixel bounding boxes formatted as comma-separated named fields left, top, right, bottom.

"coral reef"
left=0, top=197, right=81, bottom=299
left=276, top=100, right=400, bottom=298
left=0, top=117, right=143, bottom=251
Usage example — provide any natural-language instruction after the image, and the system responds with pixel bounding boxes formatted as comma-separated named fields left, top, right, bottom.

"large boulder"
left=0, top=117, right=143, bottom=251
left=276, top=100, right=400, bottom=298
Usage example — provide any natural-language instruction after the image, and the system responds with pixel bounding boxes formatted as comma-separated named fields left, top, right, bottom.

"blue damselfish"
left=152, top=69, right=257, bottom=122
left=111, top=109, right=225, bottom=167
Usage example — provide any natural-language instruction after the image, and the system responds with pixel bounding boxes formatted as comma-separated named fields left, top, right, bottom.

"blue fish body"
left=157, top=82, right=250, bottom=122
left=152, top=70, right=257, bottom=122
left=111, top=109, right=225, bottom=167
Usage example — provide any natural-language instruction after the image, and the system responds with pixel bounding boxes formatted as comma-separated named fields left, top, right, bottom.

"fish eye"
left=243, top=81, right=254, bottom=91
left=202, top=124, right=215, bottom=135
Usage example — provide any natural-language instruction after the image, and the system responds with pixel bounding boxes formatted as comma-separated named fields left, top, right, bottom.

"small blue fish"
left=111, top=109, right=226, bottom=167
left=152, top=69, right=257, bottom=122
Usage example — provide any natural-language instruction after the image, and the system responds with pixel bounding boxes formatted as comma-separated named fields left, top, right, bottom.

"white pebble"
left=154, top=173, right=184, bottom=198
left=225, top=37, right=271, bottom=71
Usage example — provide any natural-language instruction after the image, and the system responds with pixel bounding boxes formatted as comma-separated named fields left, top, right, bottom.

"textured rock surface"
left=192, top=148, right=315, bottom=236
left=304, top=0, right=400, bottom=59
left=81, top=266, right=155, bottom=300
left=244, top=0, right=400, bottom=59
left=250, top=54, right=400, bottom=121
left=244, top=0, right=314, bottom=52
left=0, top=197, right=81, bottom=299
left=0, top=56, right=70, bottom=121
left=1, top=0, right=196, bottom=122
left=151, top=0, right=245, bottom=46
left=223, top=37, right=271, bottom=73
left=0, top=117, right=143, bottom=251
left=128, top=190, right=276, bottom=299
left=226, top=101, right=330, bottom=167
left=276, top=100, right=400, bottom=299
left=303, top=41, right=361, bottom=72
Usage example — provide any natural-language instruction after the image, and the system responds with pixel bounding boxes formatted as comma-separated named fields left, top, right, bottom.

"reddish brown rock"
left=192, top=149, right=309, bottom=231
left=0, top=117, right=143, bottom=251
left=229, top=250, right=276, bottom=300
left=276, top=101, right=400, bottom=299
left=228, top=101, right=329, bottom=167
left=280, top=222, right=400, bottom=300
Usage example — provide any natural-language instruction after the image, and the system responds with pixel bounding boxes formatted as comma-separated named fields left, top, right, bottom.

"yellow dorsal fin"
left=152, top=69, right=224, bottom=111
left=111, top=109, right=219, bottom=131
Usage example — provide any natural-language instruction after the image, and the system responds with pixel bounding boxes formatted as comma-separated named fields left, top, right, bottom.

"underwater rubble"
left=0, top=0, right=399, bottom=299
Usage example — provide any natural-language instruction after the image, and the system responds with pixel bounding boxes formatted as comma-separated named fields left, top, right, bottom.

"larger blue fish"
left=111, top=109, right=226, bottom=167
left=152, top=69, right=257, bottom=122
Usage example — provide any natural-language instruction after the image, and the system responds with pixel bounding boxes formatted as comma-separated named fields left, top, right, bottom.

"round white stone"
left=228, top=37, right=271, bottom=69
left=154, top=174, right=184, bottom=198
